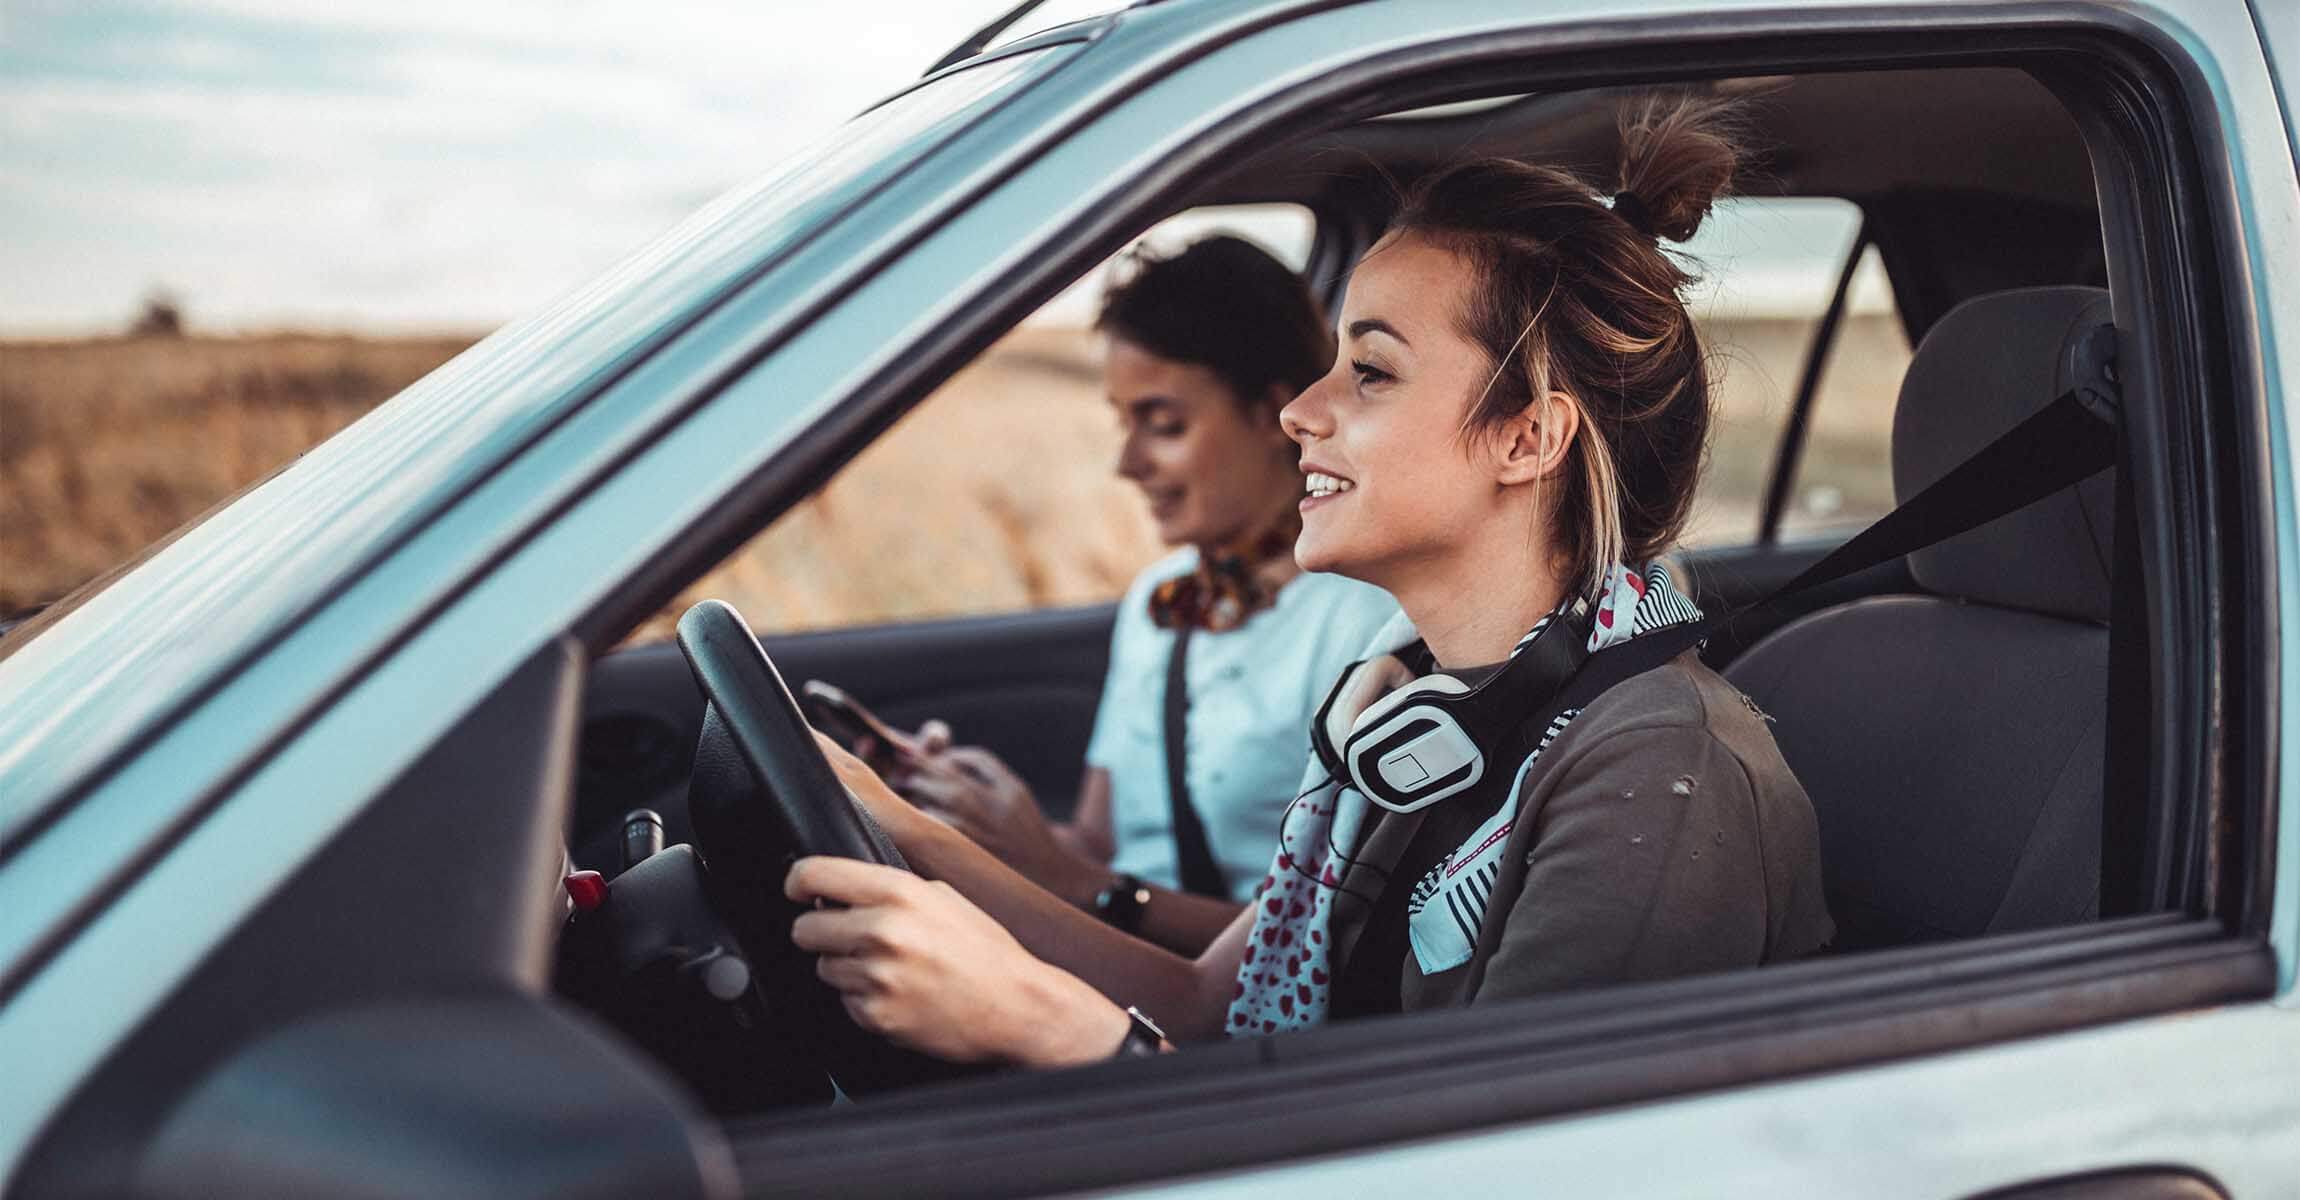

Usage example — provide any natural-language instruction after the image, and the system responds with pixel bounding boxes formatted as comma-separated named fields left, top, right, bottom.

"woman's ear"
left=1493, top=391, right=1581, bottom=486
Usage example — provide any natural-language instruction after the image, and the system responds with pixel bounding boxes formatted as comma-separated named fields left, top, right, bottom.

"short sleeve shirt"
left=1085, top=548, right=1400, bottom=901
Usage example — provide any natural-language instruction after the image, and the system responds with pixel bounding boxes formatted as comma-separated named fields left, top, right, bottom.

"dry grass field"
left=1, top=315, right=1905, bottom=642
left=1, top=333, right=476, bottom=612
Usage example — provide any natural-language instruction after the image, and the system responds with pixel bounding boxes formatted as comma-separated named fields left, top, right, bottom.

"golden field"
left=0, top=315, right=1906, bottom=642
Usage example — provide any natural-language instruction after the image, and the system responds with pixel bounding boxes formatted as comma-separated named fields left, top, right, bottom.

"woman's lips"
left=1300, top=468, right=1354, bottom=512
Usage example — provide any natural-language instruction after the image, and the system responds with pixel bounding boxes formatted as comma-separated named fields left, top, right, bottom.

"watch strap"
left=1093, top=873, right=1151, bottom=934
left=1112, top=1006, right=1166, bottom=1059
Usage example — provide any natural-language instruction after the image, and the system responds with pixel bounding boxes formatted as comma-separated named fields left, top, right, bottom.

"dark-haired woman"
left=891, top=235, right=1398, bottom=958
left=787, top=97, right=1833, bottom=1066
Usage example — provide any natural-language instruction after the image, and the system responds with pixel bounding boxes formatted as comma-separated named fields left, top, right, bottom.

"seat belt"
left=1162, top=629, right=1230, bottom=899
left=1633, top=372, right=2121, bottom=671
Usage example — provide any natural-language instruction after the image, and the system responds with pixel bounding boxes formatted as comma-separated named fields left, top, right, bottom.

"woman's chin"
left=1151, top=512, right=1196, bottom=546
left=1292, top=530, right=1349, bottom=576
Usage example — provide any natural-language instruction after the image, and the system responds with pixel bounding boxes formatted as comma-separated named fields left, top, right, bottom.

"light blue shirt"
left=1084, top=548, right=1401, bottom=901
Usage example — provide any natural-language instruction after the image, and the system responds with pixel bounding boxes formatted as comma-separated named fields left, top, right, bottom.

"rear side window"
left=1678, top=197, right=1911, bottom=547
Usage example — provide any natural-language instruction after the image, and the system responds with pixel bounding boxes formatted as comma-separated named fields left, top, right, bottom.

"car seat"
left=1725, top=286, right=2119, bottom=951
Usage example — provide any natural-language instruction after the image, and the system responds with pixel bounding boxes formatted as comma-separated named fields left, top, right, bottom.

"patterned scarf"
left=1226, top=562, right=1702, bottom=1036
left=1146, top=508, right=1304, bottom=632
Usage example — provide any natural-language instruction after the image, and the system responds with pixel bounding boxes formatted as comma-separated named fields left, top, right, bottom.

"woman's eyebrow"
left=1346, top=317, right=1409, bottom=347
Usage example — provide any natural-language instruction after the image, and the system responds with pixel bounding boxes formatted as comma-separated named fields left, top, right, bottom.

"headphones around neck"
left=1310, top=607, right=1591, bottom=813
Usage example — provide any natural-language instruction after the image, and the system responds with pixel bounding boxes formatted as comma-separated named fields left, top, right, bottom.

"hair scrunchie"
left=1611, top=190, right=1657, bottom=239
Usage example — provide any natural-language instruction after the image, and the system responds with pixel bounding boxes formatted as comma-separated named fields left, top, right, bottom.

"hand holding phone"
left=801, top=680, right=926, bottom=778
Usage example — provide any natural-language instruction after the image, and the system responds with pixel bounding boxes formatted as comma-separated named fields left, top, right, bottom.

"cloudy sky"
left=0, top=1, right=1884, bottom=336
left=0, top=0, right=1002, bottom=334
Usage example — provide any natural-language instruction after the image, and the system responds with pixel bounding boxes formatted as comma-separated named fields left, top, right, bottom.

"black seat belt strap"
left=1757, top=387, right=2119, bottom=612
left=1632, top=381, right=2122, bottom=671
left=1162, top=629, right=1230, bottom=899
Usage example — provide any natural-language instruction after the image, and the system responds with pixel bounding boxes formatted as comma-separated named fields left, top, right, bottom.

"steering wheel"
left=672, top=599, right=984, bottom=1096
left=675, top=598, right=905, bottom=872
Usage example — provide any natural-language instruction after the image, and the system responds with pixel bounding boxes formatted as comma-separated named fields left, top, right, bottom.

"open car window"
left=620, top=202, right=1316, bottom=642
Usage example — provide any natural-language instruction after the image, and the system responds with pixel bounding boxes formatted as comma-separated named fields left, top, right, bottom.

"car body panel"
left=0, top=0, right=2291, bottom=1190
left=1140, top=1000, right=2299, bottom=1198
left=2235, top=0, right=2300, bottom=1002
left=2250, top=0, right=2300, bottom=167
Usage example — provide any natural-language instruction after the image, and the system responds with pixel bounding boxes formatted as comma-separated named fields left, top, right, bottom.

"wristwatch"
left=1112, top=1006, right=1167, bottom=1059
left=1092, top=872, right=1151, bottom=934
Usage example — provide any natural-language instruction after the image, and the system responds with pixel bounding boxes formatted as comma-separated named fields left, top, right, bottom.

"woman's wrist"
left=889, top=810, right=970, bottom=876
left=1050, top=852, right=1117, bottom=911
left=1005, top=962, right=1133, bottom=1068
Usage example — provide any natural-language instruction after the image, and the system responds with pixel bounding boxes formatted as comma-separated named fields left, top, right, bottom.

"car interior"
left=577, top=65, right=2113, bottom=940
left=18, top=38, right=2268, bottom=1200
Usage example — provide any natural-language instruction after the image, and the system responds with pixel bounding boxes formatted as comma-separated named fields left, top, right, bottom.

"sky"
left=0, top=0, right=1003, bottom=334
left=0, top=0, right=1886, bottom=336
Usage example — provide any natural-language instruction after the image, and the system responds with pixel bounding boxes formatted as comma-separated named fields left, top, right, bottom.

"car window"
left=625, top=203, right=1317, bottom=642
left=1676, top=197, right=1911, bottom=547
left=1773, top=243, right=1910, bottom=540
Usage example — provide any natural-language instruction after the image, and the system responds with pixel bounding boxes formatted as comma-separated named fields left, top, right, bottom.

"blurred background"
left=1, top=0, right=1903, bottom=642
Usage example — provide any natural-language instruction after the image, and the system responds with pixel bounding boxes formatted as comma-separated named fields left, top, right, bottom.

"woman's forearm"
left=904, top=821, right=1242, bottom=1041
left=1130, top=885, right=1246, bottom=958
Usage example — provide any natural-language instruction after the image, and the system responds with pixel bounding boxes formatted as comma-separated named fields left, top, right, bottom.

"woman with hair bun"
left=783, top=94, right=1833, bottom=1066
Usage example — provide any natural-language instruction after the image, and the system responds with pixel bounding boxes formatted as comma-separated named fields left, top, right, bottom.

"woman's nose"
left=1114, top=430, right=1151, bottom=481
left=1279, top=375, right=1333, bottom=445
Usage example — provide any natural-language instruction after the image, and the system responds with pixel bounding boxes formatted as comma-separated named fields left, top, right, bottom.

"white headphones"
left=1310, top=609, right=1589, bottom=813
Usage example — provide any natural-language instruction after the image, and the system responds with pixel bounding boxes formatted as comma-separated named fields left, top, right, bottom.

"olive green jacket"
left=1327, top=650, right=1835, bottom=1010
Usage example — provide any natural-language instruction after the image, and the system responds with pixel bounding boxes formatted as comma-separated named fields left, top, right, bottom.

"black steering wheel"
left=672, top=599, right=984, bottom=1096
left=675, top=598, right=905, bottom=873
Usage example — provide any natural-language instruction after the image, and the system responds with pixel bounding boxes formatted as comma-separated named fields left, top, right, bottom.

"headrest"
left=1892, top=286, right=2117, bottom=623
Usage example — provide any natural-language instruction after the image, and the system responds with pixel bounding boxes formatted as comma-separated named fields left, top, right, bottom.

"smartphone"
left=800, top=680, right=923, bottom=777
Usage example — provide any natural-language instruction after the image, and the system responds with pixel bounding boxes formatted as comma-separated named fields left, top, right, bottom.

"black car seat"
left=1725, top=286, right=2119, bottom=952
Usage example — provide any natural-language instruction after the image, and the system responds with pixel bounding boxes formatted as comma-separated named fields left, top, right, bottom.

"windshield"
left=0, top=45, right=1068, bottom=834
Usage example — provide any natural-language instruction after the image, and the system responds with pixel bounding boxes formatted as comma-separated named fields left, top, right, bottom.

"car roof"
left=1191, top=67, right=2094, bottom=212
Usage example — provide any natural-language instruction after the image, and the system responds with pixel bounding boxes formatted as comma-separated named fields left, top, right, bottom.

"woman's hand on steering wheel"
left=785, top=856, right=1128, bottom=1068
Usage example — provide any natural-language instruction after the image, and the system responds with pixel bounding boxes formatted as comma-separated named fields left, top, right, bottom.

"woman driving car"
left=884, top=236, right=1396, bottom=956
left=786, top=95, right=1834, bottom=1066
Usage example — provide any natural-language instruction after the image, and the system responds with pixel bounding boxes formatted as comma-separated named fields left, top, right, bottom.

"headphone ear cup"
left=1343, top=674, right=1480, bottom=811
left=1350, top=672, right=1468, bottom=735
left=1319, top=655, right=1425, bottom=762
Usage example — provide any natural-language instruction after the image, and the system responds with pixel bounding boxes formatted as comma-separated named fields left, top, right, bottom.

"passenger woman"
left=889, top=237, right=1396, bottom=956
left=788, top=96, right=1832, bottom=1063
